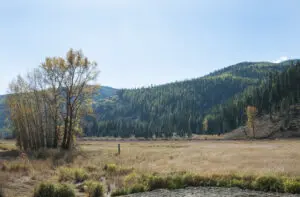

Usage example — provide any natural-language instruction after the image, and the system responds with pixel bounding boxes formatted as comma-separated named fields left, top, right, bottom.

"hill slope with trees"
left=209, top=61, right=300, bottom=138
left=86, top=60, right=298, bottom=138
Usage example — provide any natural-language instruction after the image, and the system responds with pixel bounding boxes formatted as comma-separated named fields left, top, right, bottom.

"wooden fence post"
left=118, top=144, right=121, bottom=155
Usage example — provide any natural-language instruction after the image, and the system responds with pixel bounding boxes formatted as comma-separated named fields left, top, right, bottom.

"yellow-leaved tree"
left=246, top=106, right=258, bottom=138
left=7, top=49, right=99, bottom=150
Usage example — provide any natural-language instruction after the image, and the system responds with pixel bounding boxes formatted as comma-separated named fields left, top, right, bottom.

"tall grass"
left=111, top=173, right=300, bottom=196
left=59, top=167, right=88, bottom=183
left=83, top=181, right=105, bottom=197
left=1, top=160, right=31, bottom=173
left=103, top=163, right=133, bottom=176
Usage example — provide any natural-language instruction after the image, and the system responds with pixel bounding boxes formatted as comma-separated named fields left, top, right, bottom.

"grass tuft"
left=253, top=176, right=284, bottom=192
left=111, top=188, right=129, bottom=196
left=103, top=163, right=117, bottom=173
left=33, top=182, right=75, bottom=197
left=83, top=181, right=105, bottom=197
left=1, top=160, right=31, bottom=173
left=59, top=167, right=88, bottom=183
left=103, top=163, right=133, bottom=176
left=284, top=179, right=300, bottom=194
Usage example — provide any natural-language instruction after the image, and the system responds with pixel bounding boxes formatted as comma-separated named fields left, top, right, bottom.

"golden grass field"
left=1, top=139, right=300, bottom=196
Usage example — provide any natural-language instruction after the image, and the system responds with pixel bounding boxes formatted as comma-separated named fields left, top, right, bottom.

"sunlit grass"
left=2, top=139, right=300, bottom=196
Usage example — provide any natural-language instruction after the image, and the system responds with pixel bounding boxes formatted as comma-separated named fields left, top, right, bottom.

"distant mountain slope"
left=93, top=86, right=118, bottom=100
left=89, top=60, right=298, bottom=138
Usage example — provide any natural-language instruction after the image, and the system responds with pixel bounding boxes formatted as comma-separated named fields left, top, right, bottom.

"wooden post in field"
left=118, top=144, right=121, bottom=155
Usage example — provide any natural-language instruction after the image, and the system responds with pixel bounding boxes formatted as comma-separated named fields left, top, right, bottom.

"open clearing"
left=1, top=139, right=300, bottom=196
left=79, top=139, right=300, bottom=176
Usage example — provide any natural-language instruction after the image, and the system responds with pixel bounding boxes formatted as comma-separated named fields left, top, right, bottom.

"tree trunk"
left=66, top=108, right=73, bottom=150
left=53, top=113, right=58, bottom=148
left=62, top=98, right=70, bottom=149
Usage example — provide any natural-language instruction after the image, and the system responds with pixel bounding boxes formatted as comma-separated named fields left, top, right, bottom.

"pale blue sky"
left=0, top=0, right=299, bottom=94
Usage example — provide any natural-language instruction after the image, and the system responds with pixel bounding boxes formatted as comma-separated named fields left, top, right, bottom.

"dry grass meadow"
left=1, top=139, right=300, bottom=196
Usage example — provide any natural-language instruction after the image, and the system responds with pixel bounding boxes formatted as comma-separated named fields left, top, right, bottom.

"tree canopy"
left=7, top=49, right=99, bottom=150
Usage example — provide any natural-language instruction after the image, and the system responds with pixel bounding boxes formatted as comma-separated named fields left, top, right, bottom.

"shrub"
left=182, top=173, right=196, bottom=186
left=59, top=168, right=74, bottom=182
left=124, top=173, right=139, bottom=186
left=59, top=167, right=88, bottom=183
left=166, top=174, right=184, bottom=189
left=111, top=188, right=129, bottom=196
left=103, top=163, right=133, bottom=176
left=129, top=183, right=147, bottom=193
left=230, top=179, right=246, bottom=188
left=103, top=163, right=117, bottom=173
left=147, top=175, right=168, bottom=190
left=84, top=181, right=104, bottom=197
left=33, top=182, right=75, bottom=197
left=118, top=167, right=134, bottom=176
left=183, top=174, right=213, bottom=187
left=74, top=168, right=89, bottom=182
left=284, top=179, right=300, bottom=194
left=1, top=160, right=31, bottom=173
left=33, top=182, right=56, bottom=197
left=55, top=184, right=75, bottom=197
left=234, top=175, right=255, bottom=189
left=253, top=176, right=284, bottom=192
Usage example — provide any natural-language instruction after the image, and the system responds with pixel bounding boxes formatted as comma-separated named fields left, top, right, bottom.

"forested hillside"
left=84, top=60, right=297, bottom=138
left=206, top=61, right=300, bottom=134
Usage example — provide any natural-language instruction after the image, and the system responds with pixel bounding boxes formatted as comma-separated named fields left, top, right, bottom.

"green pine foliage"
left=89, top=60, right=298, bottom=137
left=205, top=61, right=300, bottom=133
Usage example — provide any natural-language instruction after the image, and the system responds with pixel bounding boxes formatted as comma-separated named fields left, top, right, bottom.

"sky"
left=0, top=0, right=300, bottom=94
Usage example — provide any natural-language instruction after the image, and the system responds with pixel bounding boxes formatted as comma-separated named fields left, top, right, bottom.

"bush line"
left=111, top=173, right=300, bottom=196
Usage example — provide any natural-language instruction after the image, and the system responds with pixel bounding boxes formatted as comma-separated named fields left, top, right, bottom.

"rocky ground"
left=122, top=187, right=300, bottom=197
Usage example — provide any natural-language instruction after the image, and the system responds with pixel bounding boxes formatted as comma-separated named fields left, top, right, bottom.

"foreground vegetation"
left=111, top=173, right=300, bottom=196
left=2, top=140, right=300, bottom=196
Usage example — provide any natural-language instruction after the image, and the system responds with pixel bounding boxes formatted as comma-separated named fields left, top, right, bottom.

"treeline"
left=7, top=49, right=99, bottom=150
left=83, top=61, right=293, bottom=138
